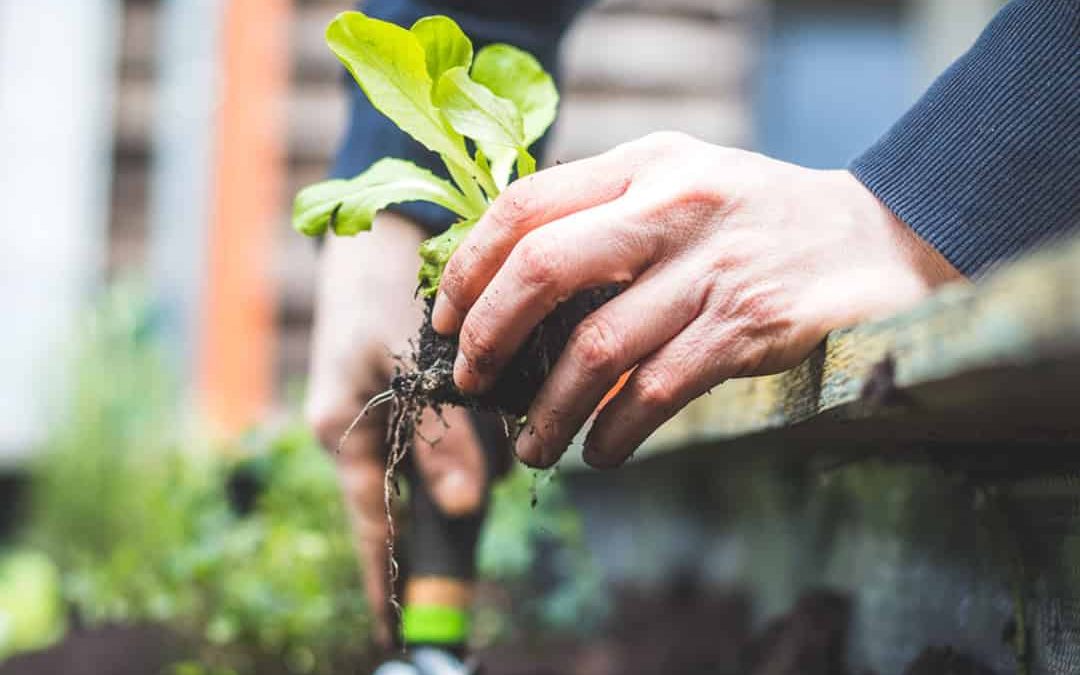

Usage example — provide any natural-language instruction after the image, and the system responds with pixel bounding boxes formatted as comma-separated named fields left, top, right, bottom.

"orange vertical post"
left=200, top=0, right=289, bottom=435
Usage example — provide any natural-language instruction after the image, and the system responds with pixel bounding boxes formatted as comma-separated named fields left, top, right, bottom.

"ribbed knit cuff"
left=851, top=0, right=1080, bottom=277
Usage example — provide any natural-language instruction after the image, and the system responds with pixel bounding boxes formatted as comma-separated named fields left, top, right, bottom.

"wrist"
left=807, top=171, right=965, bottom=334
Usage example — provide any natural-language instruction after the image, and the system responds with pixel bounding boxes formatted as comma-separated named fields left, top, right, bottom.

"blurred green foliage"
left=12, top=286, right=605, bottom=672
left=0, top=550, right=65, bottom=660
left=476, top=468, right=608, bottom=644
left=21, top=288, right=372, bottom=674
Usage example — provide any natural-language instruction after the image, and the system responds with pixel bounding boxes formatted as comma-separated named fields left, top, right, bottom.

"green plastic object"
left=401, top=604, right=470, bottom=645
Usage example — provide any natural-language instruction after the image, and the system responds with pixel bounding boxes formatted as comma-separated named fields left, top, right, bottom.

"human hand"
left=305, top=213, right=487, bottom=647
left=431, top=132, right=962, bottom=469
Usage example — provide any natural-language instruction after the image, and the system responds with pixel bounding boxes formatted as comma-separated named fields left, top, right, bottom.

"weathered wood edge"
left=574, top=234, right=1080, bottom=465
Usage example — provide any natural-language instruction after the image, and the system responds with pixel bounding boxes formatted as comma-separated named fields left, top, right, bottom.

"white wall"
left=0, top=1, right=118, bottom=464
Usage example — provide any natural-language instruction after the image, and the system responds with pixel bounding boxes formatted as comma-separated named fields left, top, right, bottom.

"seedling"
left=294, top=11, right=614, bottom=420
left=293, top=12, right=615, bottom=614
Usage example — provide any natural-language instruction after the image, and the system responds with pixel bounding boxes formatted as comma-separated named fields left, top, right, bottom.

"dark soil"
left=5, top=591, right=994, bottom=675
left=479, top=586, right=860, bottom=675
left=0, top=625, right=181, bottom=675
left=741, top=591, right=853, bottom=675
left=901, top=647, right=998, bottom=675
left=392, top=285, right=621, bottom=418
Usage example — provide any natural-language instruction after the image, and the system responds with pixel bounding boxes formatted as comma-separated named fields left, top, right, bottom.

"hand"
left=431, top=132, right=962, bottom=469
left=306, top=213, right=487, bottom=647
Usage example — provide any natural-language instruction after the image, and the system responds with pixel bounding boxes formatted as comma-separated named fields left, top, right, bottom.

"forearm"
left=851, top=0, right=1080, bottom=277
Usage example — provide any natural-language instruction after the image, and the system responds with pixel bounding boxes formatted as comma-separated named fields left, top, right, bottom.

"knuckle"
left=439, top=258, right=468, bottom=301
left=512, top=236, right=561, bottom=289
left=489, top=183, right=536, bottom=233
left=732, top=286, right=775, bottom=323
left=571, top=315, right=622, bottom=377
left=640, top=130, right=695, bottom=153
left=733, top=342, right=771, bottom=378
left=631, top=368, right=679, bottom=409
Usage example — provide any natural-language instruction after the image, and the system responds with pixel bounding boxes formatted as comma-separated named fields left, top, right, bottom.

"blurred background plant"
left=2, top=285, right=603, bottom=674
left=475, top=468, right=609, bottom=647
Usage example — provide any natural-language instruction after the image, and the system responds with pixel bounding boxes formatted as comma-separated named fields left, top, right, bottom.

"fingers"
left=453, top=200, right=656, bottom=393
left=432, top=151, right=634, bottom=335
left=582, top=314, right=754, bottom=469
left=412, top=406, right=489, bottom=516
left=514, top=262, right=707, bottom=468
left=305, top=348, right=391, bottom=458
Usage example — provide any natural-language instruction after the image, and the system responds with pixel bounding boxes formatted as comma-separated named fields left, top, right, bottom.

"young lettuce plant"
left=293, top=12, right=555, bottom=296
left=293, top=12, right=615, bottom=419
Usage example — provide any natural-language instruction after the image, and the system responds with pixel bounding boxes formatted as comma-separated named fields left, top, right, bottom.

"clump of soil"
left=391, top=285, right=621, bottom=418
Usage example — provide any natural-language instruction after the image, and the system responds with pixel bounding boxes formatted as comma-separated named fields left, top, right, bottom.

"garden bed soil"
left=1, top=588, right=997, bottom=674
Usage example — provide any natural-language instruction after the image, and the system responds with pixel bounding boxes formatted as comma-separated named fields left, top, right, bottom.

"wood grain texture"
left=586, top=234, right=1080, bottom=464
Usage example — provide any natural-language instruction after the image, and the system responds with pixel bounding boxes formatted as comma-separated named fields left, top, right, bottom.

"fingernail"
left=514, top=430, right=544, bottom=467
left=453, top=350, right=474, bottom=392
left=582, top=438, right=622, bottom=470
left=431, top=291, right=459, bottom=334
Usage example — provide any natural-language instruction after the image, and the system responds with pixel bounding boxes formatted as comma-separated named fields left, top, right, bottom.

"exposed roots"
left=340, top=287, right=618, bottom=635
left=335, top=388, right=396, bottom=456
left=330, top=381, right=415, bottom=629
left=383, top=395, right=416, bottom=622
left=345, top=351, right=453, bottom=633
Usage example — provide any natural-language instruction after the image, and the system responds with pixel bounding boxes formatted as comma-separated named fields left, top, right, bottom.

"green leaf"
left=325, top=12, right=475, bottom=177
left=292, top=158, right=475, bottom=237
left=434, top=66, right=531, bottom=190
left=410, top=15, right=473, bottom=84
left=417, top=217, right=477, bottom=297
left=516, top=148, right=537, bottom=178
left=475, top=148, right=491, bottom=176
left=434, top=66, right=526, bottom=151
left=472, top=44, right=558, bottom=147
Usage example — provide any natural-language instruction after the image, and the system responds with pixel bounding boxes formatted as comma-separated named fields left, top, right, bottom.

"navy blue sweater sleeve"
left=331, top=0, right=591, bottom=234
left=851, top=0, right=1080, bottom=277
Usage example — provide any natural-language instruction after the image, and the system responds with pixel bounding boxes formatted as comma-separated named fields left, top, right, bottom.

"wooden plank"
left=291, top=3, right=347, bottom=83
left=547, top=93, right=750, bottom=161
left=281, top=87, right=751, bottom=165
left=597, top=0, right=757, bottom=18
left=115, top=75, right=154, bottom=156
left=293, top=5, right=752, bottom=92
left=287, top=82, right=349, bottom=162
left=119, top=8, right=754, bottom=162
left=119, top=2, right=156, bottom=78
left=619, top=235, right=1080, bottom=463
left=561, top=13, right=750, bottom=95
